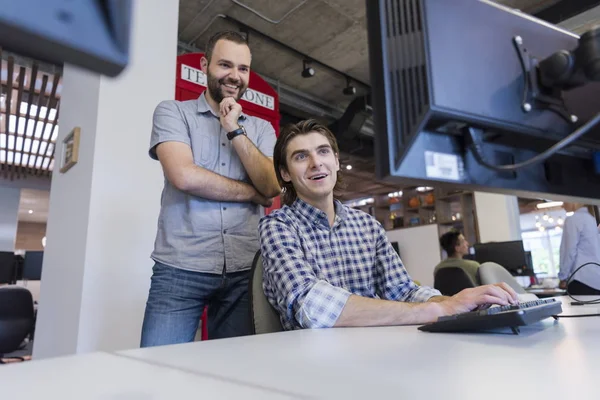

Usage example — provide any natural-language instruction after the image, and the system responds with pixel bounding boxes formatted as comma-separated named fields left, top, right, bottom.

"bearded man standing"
left=141, top=31, right=280, bottom=346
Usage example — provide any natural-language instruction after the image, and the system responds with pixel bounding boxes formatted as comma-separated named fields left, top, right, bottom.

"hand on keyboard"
left=437, top=283, right=520, bottom=316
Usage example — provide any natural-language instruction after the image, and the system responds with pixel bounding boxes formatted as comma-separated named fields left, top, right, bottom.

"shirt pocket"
left=191, top=133, right=216, bottom=167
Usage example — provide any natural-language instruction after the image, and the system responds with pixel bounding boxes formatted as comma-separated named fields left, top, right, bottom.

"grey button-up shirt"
left=149, top=93, right=277, bottom=273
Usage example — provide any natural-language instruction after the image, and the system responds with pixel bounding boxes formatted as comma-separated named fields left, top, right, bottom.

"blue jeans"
left=140, top=262, right=251, bottom=347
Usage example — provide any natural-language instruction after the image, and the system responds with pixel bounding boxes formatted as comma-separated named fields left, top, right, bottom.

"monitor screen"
left=22, top=251, right=44, bottom=281
left=473, top=241, right=529, bottom=275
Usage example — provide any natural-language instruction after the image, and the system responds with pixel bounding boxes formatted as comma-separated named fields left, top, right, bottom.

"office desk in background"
left=525, top=286, right=567, bottom=298
left=2, top=297, right=600, bottom=399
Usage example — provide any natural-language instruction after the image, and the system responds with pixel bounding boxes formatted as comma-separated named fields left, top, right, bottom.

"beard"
left=206, top=72, right=248, bottom=103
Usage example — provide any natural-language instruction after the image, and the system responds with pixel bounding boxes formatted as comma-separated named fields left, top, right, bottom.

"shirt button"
left=223, top=207, right=227, bottom=211
left=223, top=230, right=227, bottom=234
left=221, top=163, right=226, bottom=166
left=222, top=143, right=226, bottom=147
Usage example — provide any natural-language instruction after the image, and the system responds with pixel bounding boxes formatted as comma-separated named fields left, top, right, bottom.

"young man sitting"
left=258, top=120, right=518, bottom=330
left=434, top=230, right=481, bottom=285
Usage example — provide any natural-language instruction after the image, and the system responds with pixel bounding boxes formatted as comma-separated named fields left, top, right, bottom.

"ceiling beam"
left=534, top=0, right=600, bottom=24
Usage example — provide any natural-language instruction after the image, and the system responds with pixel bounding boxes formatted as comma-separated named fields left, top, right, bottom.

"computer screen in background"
left=473, top=241, right=531, bottom=276
left=391, top=242, right=401, bottom=257
left=0, top=251, right=16, bottom=284
left=22, top=251, right=44, bottom=281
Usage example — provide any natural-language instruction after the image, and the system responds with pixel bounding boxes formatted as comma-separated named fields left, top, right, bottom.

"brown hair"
left=204, top=31, right=249, bottom=63
left=274, top=119, right=345, bottom=206
left=439, top=229, right=462, bottom=257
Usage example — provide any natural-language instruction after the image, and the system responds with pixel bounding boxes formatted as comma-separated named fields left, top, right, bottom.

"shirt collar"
left=575, top=207, right=589, bottom=214
left=291, top=198, right=348, bottom=227
left=197, top=92, right=247, bottom=121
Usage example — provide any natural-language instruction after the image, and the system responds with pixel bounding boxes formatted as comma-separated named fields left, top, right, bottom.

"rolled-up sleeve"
left=373, top=222, right=441, bottom=302
left=149, top=101, right=190, bottom=160
left=259, top=215, right=351, bottom=329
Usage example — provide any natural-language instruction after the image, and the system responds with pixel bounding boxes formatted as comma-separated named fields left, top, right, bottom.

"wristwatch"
left=227, top=125, right=246, bottom=140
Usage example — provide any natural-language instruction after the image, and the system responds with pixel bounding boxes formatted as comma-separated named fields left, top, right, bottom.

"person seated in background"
left=258, top=119, right=518, bottom=330
left=558, top=202, right=600, bottom=295
left=434, top=230, right=480, bottom=284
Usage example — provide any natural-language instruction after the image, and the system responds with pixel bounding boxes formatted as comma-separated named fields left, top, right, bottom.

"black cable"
left=554, top=313, right=600, bottom=318
left=565, top=262, right=600, bottom=305
left=468, top=112, right=600, bottom=172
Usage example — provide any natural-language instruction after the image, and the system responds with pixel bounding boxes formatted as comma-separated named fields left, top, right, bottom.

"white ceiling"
left=18, top=188, right=49, bottom=224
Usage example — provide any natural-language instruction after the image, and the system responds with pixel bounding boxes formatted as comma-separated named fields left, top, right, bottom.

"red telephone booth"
left=175, top=53, right=281, bottom=340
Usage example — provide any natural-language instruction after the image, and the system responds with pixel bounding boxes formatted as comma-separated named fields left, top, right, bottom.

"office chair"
left=0, top=287, right=35, bottom=363
left=248, top=251, right=283, bottom=335
left=434, top=267, right=478, bottom=296
left=478, top=262, right=527, bottom=294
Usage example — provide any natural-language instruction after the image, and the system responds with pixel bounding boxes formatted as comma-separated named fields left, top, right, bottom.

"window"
left=521, top=229, right=562, bottom=276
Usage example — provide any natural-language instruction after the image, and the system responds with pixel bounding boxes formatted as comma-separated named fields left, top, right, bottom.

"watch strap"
left=227, top=126, right=246, bottom=140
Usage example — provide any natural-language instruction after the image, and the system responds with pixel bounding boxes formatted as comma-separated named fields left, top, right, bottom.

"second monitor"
left=473, top=241, right=530, bottom=276
left=22, top=251, right=44, bottom=281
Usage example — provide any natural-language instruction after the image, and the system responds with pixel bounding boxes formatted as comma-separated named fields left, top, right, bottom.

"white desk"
left=118, top=297, right=600, bottom=399
left=3, top=297, right=600, bottom=399
left=0, top=351, right=299, bottom=399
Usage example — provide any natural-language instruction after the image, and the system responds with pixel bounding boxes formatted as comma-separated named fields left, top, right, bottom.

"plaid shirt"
left=259, top=198, right=441, bottom=330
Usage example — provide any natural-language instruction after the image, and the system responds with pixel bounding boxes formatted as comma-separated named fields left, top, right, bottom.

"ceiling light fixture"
left=343, top=77, right=356, bottom=96
left=536, top=201, right=564, bottom=209
left=28, top=209, right=33, bottom=214
left=301, top=59, right=315, bottom=78
left=346, top=165, right=352, bottom=170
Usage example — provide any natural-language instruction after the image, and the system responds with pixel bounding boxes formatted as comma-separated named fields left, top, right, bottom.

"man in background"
left=558, top=203, right=600, bottom=295
left=434, top=230, right=480, bottom=285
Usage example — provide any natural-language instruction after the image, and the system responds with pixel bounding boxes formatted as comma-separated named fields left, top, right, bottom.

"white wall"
left=474, top=192, right=521, bottom=243
left=33, top=0, right=179, bottom=359
left=386, top=224, right=441, bottom=287
left=0, top=187, right=21, bottom=251
left=32, top=69, right=100, bottom=358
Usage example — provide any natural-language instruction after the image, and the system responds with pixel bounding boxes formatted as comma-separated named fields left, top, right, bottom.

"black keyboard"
left=418, top=298, right=563, bottom=334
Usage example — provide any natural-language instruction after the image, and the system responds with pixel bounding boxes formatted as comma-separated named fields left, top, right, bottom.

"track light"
left=302, top=59, right=315, bottom=78
left=343, top=77, right=356, bottom=95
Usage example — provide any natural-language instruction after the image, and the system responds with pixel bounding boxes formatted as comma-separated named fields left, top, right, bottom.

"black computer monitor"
left=366, top=0, right=600, bottom=201
left=0, top=1, right=132, bottom=77
left=22, top=251, right=44, bottom=281
left=0, top=251, right=16, bottom=284
left=391, top=241, right=401, bottom=257
left=473, top=241, right=530, bottom=276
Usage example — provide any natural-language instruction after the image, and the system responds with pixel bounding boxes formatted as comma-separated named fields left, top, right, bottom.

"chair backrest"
left=0, top=287, right=34, bottom=355
left=478, top=262, right=527, bottom=294
left=434, top=267, right=477, bottom=296
left=248, top=251, right=283, bottom=335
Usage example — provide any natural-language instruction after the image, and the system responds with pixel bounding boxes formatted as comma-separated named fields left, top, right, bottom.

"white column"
left=33, top=0, right=179, bottom=359
left=0, top=186, right=20, bottom=251
left=474, top=192, right=522, bottom=243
